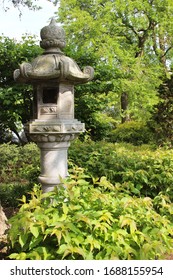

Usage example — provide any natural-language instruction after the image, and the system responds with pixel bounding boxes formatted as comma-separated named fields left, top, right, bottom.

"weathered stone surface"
left=26, top=120, right=84, bottom=135
left=14, top=19, right=94, bottom=84
left=38, top=141, right=70, bottom=192
left=0, top=206, right=8, bottom=236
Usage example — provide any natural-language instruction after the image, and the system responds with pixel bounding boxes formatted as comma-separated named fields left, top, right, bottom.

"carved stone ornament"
left=29, top=133, right=77, bottom=143
left=26, top=120, right=84, bottom=133
left=14, top=18, right=94, bottom=84
left=41, top=107, right=57, bottom=113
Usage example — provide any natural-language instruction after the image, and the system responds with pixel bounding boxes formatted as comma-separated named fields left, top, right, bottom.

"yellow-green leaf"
left=30, top=224, right=39, bottom=238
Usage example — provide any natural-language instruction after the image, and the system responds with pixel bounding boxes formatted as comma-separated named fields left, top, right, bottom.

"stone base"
left=25, top=118, right=84, bottom=192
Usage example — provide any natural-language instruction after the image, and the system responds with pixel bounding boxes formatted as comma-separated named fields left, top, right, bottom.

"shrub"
left=0, top=142, right=40, bottom=182
left=0, top=183, right=32, bottom=208
left=0, top=143, right=40, bottom=207
left=69, top=140, right=173, bottom=199
left=109, top=121, right=154, bottom=145
left=1, top=141, right=173, bottom=207
left=153, top=193, right=173, bottom=223
left=7, top=167, right=173, bottom=260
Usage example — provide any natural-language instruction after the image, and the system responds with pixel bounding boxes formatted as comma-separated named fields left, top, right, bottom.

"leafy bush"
left=0, top=183, right=32, bottom=208
left=153, top=193, right=173, bottom=223
left=0, top=143, right=40, bottom=207
left=0, top=142, right=40, bottom=182
left=1, top=141, right=173, bottom=207
left=109, top=121, right=154, bottom=145
left=69, top=140, right=173, bottom=198
left=8, top=167, right=173, bottom=260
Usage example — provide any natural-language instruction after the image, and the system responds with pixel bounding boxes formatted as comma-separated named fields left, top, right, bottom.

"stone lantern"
left=14, top=19, right=94, bottom=192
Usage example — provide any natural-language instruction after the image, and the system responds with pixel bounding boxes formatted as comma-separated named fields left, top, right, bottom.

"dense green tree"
left=0, top=35, right=41, bottom=142
left=150, top=74, right=173, bottom=146
left=56, top=0, right=173, bottom=126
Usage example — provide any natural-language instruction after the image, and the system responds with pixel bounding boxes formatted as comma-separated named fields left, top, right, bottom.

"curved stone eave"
left=14, top=71, right=93, bottom=85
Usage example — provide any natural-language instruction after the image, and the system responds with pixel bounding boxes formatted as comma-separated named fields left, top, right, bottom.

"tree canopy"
left=56, top=0, right=173, bottom=125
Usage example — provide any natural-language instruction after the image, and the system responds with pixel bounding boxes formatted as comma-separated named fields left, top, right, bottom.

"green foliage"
left=57, top=0, right=171, bottom=125
left=0, top=36, right=41, bottom=87
left=0, top=143, right=40, bottom=207
left=151, top=75, right=173, bottom=146
left=8, top=167, right=173, bottom=260
left=0, top=36, right=41, bottom=138
left=1, top=141, right=173, bottom=209
left=109, top=121, right=155, bottom=145
left=69, top=140, right=173, bottom=198
left=75, top=90, right=116, bottom=140
left=0, top=183, right=31, bottom=208
left=0, top=125, right=12, bottom=144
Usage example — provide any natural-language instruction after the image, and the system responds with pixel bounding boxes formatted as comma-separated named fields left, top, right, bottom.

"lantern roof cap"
left=40, top=18, right=66, bottom=53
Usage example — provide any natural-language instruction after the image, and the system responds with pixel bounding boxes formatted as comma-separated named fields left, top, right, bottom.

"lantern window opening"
left=42, top=87, right=58, bottom=104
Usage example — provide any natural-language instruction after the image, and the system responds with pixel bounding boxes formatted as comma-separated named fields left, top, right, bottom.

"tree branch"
left=162, top=46, right=173, bottom=58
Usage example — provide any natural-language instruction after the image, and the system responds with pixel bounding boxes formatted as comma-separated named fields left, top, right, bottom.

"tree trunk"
left=159, top=33, right=167, bottom=68
left=121, top=92, right=130, bottom=123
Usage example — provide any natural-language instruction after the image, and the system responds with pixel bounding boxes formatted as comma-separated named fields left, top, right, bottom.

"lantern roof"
left=14, top=18, right=94, bottom=84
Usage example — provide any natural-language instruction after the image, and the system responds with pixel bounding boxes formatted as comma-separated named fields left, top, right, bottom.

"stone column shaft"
left=38, top=141, right=70, bottom=193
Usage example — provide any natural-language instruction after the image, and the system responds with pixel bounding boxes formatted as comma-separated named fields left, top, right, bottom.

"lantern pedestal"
left=25, top=118, right=84, bottom=192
